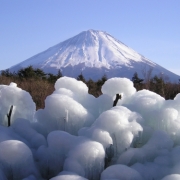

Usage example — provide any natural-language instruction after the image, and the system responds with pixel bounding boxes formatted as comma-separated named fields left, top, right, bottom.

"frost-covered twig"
left=113, top=94, right=121, bottom=107
left=7, top=105, right=13, bottom=127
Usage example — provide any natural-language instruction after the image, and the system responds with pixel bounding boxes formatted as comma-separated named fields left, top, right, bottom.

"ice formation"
left=78, top=106, right=143, bottom=158
left=1, top=76, right=180, bottom=179
left=0, top=140, right=39, bottom=179
left=36, top=131, right=104, bottom=179
left=100, top=164, right=143, bottom=180
left=50, top=171, right=88, bottom=180
left=0, top=83, right=35, bottom=126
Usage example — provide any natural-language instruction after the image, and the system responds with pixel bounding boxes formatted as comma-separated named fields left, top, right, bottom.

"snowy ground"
left=1, top=77, right=180, bottom=180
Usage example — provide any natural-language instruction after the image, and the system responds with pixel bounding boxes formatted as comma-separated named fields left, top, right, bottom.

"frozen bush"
left=100, top=164, right=143, bottom=180
left=124, top=89, right=165, bottom=118
left=37, top=131, right=105, bottom=179
left=131, top=162, right=171, bottom=180
left=101, top=78, right=136, bottom=99
left=50, top=171, right=88, bottom=180
left=161, top=174, right=180, bottom=180
left=55, top=77, right=98, bottom=119
left=55, top=76, right=88, bottom=96
left=11, top=118, right=47, bottom=149
left=0, top=83, right=36, bottom=126
left=1, top=77, right=180, bottom=179
left=35, top=94, right=94, bottom=135
left=64, top=139, right=105, bottom=179
left=0, top=140, right=39, bottom=179
left=79, top=106, right=143, bottom=161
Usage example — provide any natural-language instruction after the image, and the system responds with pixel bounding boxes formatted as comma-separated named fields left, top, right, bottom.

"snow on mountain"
left=7, top=29, right=180, bottom=81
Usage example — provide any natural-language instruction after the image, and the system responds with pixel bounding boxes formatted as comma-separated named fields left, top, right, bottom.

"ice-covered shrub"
left=79, top=106, right=143, bottom=163
left=50, top=171, right=88, bottom=180
left=55, top=77, right=95, bottom=111
left=35, top=77, right=97, bottom=135
left=11, top=118, right=47, bottom=149
left=36, top=131, right=76, bottom=178
left=55, top=76, right=88, bottom=97
left=100, top=164, right=143, bottom=180
left=1, top=77, right=180, bottom=179
left=64, top=139, right=105, bottom=179
left=161, top=174, right=180, bottom=180
left=131, top=161, right=171, bottom=180
left=0, top=83, right=36, bottom=126
left=118, top=131, right=173, bottom=166
left=35, top=93, right=94, bottom=135
left=121, top=88, right=180, bottom=145
left=101, top=77, right=136, bottom=104
left=0, top=140, right=39, bottom=179
left=95, top=94, right=113, bottom=117
left=36, top=131, right=105, bottom=179
left=123, top=89, right=165, bottom=118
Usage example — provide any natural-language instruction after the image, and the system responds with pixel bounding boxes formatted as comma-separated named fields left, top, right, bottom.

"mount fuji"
left=7, top=29, right=180, bottom=81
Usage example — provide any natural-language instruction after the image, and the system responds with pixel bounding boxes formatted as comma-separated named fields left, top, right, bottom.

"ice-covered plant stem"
left=7, top=105, right=13, bottom=127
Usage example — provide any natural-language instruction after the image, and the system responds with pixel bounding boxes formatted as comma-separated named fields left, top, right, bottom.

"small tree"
left=77, top=72, right=86, bottom=83
left=34, top=68, right=47, bottom=79
left=132, top=72, right=143, bottom=84
left=57, top=69, right=63, bottom=79
left=1, top=69, right=14, bottom=77
left=150, top=75, right=165, bottom=97
left=17, top=66, right=47, bottom=79
left=132, top=72, right=144, bottom=90
left=141, top=66, right=153, bottom=89
left=97, top=74, right=107, bottom=87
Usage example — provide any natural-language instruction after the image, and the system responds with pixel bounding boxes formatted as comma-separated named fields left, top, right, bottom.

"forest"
left=1, top=65, right=180, bottom=110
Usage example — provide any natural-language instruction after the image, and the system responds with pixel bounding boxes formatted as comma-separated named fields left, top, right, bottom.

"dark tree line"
left=131, top=72, right=180, bottom=99
left=1, top=67, right=180, bottom=109
left=1, top=66, right=62, bottom=83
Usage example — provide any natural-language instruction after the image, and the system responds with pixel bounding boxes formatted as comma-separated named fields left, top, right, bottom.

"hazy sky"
left=0, top=0, right=180, bottom=75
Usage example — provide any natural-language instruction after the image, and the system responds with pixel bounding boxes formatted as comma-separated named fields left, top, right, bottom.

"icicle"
left=65, top=109, right=68, bottom=123
left=63, top=109, right=69, bottom=131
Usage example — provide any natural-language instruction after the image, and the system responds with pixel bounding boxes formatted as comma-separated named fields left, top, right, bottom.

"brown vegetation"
left=0, top=75, right=54, bottom=109
left=1, top=67, right=180, bottom=110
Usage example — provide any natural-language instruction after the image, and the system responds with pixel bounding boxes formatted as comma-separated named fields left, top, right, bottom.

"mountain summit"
left=8, top=29, right=179, bottom=81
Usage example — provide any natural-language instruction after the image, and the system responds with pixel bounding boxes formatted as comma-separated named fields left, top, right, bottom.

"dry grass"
left=1, top=75, right=180, bottom=110
left=0, top=76, right=54, bottom=109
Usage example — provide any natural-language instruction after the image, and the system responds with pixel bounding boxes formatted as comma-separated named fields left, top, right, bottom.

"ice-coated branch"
left=113, top=94, right=121, bottom=107
left=7, top=105, right=13, bottom=127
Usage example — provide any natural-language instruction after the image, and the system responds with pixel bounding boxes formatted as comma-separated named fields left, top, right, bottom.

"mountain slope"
left=8, top=29, right=180, bottom=81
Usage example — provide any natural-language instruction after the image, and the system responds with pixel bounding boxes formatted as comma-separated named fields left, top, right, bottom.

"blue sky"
left=0, top=0, right=180, bottom=75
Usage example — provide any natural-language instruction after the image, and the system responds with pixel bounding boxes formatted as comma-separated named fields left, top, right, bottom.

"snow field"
left=0, top=76, right=180, bottom=179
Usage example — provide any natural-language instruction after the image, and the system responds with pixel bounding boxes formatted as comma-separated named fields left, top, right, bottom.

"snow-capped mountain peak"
left=7, top=30, right=180, bottom=81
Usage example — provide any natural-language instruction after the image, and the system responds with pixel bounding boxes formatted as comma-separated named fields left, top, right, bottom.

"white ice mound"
left=125, top=89, right=165, bottom=113
left=161, top=174, right=180, bottom=180
left=100, top=164, right=143, bottom=180
left=35, top=76, right=97, bottom=135
left=55, top=76, right=88, bottom=92
left=64, top=139, right=105, bottom=179
left=0, top=83, right=36, bottom=126
left=0, top=140, right=38, bottom=179
left=50, top=172, right=88, bottom=180
left=35, top=93, right=94, bottom=135
left=54, top=77, right=98, bottom=116
left=37, top=131, right=105, bottom=179
left=79, top=106, right=143, bottom=157
left=101, top=77, right=136, bottom=101
left=163, top=93, right=180, bottom=120
left=55, top=76, right=88, bottom=97
left=11, top=118, right=47, bottom=148
left=118, top=130, right=173, bottom=166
